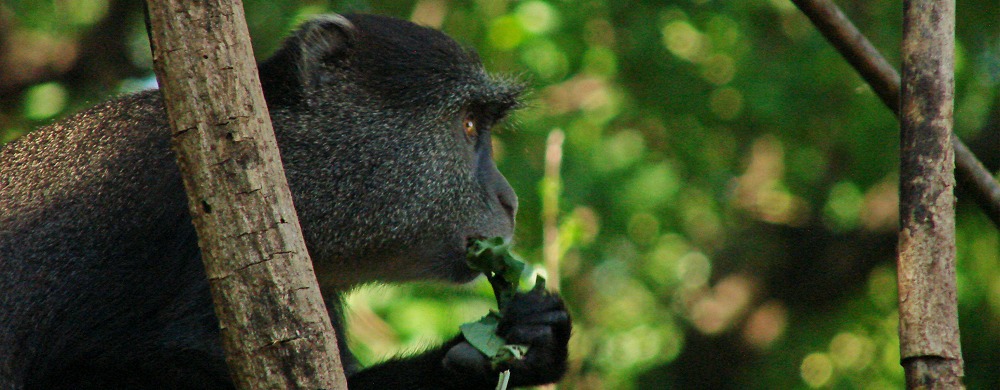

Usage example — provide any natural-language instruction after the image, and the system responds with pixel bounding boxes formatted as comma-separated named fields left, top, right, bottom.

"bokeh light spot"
left=488, top=15, right=526, bottom=50
left=829, top=332, right=875, bottom=370
left=824, top=181, right=864, bottom=231
left=801, top=352, right=835, bottom=388
left=662, top=20, right=706, bottom=62
left=24, top=82, right=68, bottom=121
left=516, top=1, right=559, bottom=34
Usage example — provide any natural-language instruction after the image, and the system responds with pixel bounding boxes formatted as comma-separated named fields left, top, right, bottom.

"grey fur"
left=0, top=14, right=534, bottom=388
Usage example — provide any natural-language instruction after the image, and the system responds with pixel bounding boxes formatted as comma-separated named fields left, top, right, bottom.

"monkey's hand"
left=346, top=288, right=570, bottom=389
left=444, top=288, right=571, bottom=387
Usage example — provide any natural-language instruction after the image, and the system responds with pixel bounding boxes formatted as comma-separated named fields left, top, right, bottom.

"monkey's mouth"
left=451, top=235, right=488, bottom=283
left=465, top=236, right=486, bottom=251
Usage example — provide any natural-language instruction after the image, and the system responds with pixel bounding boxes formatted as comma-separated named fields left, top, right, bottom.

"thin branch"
left=954, top=140, right=1000, bottom=226
left=542, top=129, right=565, bottom=292
left=897, top=0, right=963, bottom=386
left=792, top=0, right=1000, bottom=228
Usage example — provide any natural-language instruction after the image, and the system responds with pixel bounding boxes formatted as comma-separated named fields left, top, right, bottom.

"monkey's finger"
left=511, top=311, right=570, bottom=326
left=443, top=341, right=492, bottom=376
left=502, top=324, right=554, bottom=345
left=504, top=294, right=566, bottom=316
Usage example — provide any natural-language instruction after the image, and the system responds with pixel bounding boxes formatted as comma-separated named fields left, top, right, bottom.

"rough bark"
left=145, top=0, right=348, bottom=388
left=792, top=0, right=1000, bottom=229
left=898, top=0, right=963, bottom=387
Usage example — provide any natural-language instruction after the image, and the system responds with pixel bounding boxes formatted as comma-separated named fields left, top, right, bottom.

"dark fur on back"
left=0, top=14, right=567, bottom=389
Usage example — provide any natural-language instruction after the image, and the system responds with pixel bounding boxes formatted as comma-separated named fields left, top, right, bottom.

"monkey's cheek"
left=443, top=236, right=482, bottom=283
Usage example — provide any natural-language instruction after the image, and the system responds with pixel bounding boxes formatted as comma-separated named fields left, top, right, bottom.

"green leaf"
left=460, top=312, right=506, bottom=357
left=461, top=237, right=537, bottom=370
left=493, top=344, right=530, bottom=365
left=466, top=237, right=527, bottom=308
left=500, top=254, right=526, bottom=287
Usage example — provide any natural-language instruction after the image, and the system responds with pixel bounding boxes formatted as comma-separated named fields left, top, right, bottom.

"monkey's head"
left=260, top=14, right=522, bottom=289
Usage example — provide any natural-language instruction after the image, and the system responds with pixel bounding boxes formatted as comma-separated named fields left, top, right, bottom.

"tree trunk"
left=898, top=0, right=963, bottom=388
left=145, top=1, right=348, bottom=388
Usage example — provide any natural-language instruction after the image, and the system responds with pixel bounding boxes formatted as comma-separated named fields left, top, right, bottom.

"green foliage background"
left=2, top=0, right=998, bottom=388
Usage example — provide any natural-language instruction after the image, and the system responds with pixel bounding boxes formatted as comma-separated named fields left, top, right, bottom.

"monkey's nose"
left=497, top=185, right=518, bottom=221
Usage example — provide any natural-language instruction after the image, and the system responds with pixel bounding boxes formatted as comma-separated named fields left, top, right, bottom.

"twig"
left=792, top=0, right=1000, bottom=228
left=542, top=129, right=565, bottom=292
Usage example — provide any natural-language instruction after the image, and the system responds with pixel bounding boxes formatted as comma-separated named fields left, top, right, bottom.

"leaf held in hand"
left=493, top=344, right=529, bottom=365
left=467, top=237, right=527, bottom=307
left=461, top=237, right=543, bottom=368
left=460, top=312, right=505, bottom=357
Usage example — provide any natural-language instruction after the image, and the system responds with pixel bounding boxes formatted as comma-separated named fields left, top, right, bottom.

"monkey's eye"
left=463, top=114, right=477, bottom=140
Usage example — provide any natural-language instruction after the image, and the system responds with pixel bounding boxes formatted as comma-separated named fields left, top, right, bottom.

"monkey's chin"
left=443, top=235, right=485, bottom=283
left=448, top=261, right=482, bottom=284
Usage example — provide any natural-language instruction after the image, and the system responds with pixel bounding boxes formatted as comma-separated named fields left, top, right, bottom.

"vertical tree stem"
left=898, top=0, right=963, bottom=388
left=145, top=0, right=347, bottom=388
left=542, top=129, right=565, bottom=292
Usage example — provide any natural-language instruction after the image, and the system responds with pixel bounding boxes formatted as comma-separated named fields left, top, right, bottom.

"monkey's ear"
left=259, top=14, right=355, bottom=105
left=292, top=14, right=355, bottom=84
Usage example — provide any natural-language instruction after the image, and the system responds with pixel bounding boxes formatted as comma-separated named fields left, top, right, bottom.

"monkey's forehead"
left=345, top=14, right=477, bottom=68
left=343, top=14, right=523, bottom=111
